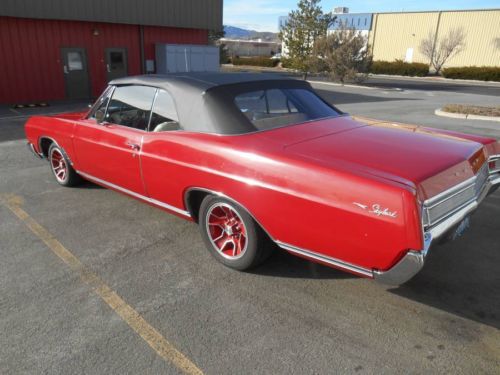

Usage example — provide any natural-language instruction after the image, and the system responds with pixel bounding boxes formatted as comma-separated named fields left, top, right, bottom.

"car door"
left=73, top=85, right=157, bottom=195
left=140, top=89, right=186, bottom=208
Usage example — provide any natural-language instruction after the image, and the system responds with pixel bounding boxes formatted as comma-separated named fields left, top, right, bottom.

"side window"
left=149, top=89, right=181, bottom=132
left=106, top=85, right=156, bottom=130
left=88, top=86, right=113, bottom=120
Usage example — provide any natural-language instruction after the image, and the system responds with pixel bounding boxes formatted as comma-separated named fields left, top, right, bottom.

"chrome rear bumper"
left=374, top=172, right=500, bottom=285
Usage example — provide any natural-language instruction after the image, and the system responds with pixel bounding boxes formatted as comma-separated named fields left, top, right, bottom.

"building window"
left=67, top=51, right=83, bottom=71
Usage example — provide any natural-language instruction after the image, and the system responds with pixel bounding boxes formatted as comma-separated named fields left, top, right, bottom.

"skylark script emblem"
left=353, top=202, right=398, bottom=218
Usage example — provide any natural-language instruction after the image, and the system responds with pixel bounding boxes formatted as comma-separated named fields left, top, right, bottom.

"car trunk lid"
left=258, top=116, right=485, bottom=198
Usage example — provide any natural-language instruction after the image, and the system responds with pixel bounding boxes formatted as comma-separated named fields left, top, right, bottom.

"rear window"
left=234, top=88, right=339, bottom=131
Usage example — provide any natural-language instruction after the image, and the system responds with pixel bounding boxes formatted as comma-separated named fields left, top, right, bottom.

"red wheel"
left=50, top=148, right=68, bottom=183
left=48, top=143, right=82, bottom=187
left=199, top=195, right=274, bottom=270
left=205, top=202, right=248, bottom=259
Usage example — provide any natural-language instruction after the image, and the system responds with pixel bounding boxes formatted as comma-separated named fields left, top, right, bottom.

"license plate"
left=451, top=217, right=471, bottom=240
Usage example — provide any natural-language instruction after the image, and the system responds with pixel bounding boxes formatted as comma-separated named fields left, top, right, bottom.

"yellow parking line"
left=0, top=193, right=203, bottom=375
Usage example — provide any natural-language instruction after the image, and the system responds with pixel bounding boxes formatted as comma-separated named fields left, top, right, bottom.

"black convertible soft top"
left=109, top=73, right=329, bottom=135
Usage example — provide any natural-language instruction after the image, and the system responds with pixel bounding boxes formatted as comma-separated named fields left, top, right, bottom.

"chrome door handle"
left=125, top=142, right=140, bottom=151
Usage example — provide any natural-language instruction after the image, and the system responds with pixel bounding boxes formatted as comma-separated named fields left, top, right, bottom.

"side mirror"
left=95, top=109, right=106, bottom=124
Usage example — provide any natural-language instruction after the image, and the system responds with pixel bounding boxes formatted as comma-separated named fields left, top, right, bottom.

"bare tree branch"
left=419, top=28, right=466, bottom=74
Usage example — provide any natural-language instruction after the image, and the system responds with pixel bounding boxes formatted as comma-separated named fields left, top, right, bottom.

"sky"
left=224, top=0, right=500, bottom=32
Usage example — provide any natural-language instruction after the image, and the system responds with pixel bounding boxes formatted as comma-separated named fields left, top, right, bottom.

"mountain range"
left=223, top=25, right=279, bottom=42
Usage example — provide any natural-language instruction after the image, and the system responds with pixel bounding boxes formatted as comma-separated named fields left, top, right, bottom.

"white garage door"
left=155, top=44, right=220, bottom=73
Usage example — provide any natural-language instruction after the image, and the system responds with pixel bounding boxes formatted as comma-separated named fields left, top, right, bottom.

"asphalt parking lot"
left=1, top=81, right=499, bottom=374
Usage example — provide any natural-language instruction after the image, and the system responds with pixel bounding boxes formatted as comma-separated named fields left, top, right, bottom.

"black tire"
left=48, top=143, right=82, bottom=187
left=199, top=195, right=274, bottom=270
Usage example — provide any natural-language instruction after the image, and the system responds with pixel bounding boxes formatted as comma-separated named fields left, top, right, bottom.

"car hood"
left=258, top=116, right=485, bottom=199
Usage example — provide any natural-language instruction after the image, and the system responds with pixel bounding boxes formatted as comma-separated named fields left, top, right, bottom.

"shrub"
left=313, top=25, right=372, bottom=83
left=280, top=57, right=294, bottom=69
left=370, top=60, right=429, bottom=77
left=442, top=66, right=500, bottom=81
left=232, top=56, right=279, bottom=68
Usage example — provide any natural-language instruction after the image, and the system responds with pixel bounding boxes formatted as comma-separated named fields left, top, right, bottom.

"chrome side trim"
left=276, top=241, right=373, bottom=277
left=77, top=171, right=191, bottom=218
left=38, top=136, right=60, bottom=157
left=27, top=142, right=43, bottom=158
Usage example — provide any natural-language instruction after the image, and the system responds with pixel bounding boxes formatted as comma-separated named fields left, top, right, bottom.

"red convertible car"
left=25, top=73, right=500, bottom=285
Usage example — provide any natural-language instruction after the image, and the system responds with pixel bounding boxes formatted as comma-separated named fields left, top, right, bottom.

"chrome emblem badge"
left=353, top=202, right=368, bottom=210
left=353, top=202, right=398, bottom=218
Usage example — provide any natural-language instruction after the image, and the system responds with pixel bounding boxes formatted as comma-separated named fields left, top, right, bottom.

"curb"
left=370, top=74, right=500, bottom=87
left=307, top=80, right=376, bottom=90
left=435, top=108, right=500, bottom=122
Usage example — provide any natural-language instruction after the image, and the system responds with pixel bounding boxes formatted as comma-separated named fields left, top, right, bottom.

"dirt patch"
left=442, top=104, right=500, bottom=117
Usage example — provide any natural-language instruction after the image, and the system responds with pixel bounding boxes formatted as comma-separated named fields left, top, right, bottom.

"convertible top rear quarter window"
left=234, top=88, right=338, bottom=132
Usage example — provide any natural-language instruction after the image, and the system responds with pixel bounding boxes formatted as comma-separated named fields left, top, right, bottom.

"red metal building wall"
left=0, top=16, right=208, bottom=103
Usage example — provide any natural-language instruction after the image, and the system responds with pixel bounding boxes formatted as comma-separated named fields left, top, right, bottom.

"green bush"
left=370, top=60, right=429, bottom=77
left=442, top=66, right=500, bottom=81
left=232, top=56, right=279, bottom=68
left=280, top=57, right=292, bottom=69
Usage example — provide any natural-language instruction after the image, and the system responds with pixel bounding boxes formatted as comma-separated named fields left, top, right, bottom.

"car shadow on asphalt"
left=253, top=249, right=355, bottom=280
left=78, top=181, right=104, bottom=189
left=388, top=205, right=500, bottom=330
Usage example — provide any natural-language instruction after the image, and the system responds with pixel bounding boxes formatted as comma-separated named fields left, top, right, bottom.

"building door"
left=61, top=47, right=91, bottom=99
left=105, top=48, right=128, bottom=82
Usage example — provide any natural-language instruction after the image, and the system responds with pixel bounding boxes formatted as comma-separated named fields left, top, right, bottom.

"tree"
left=209, top=29, right=230, bottom=64
left=313, top=24, right=371, bottom=84
left=279, top=0, right=335, bottom=79
left=419, top=28, right=466, bottom=74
